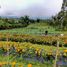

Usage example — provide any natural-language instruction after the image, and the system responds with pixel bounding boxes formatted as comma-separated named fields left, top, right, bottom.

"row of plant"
left=0, top=61, right=33, bottom=67
left=0, top=34, right=67, bottom=47
left=0, top=61, right=53, bottom=67
left=0, top=55, right=53, bottom=67
left=0, top=41, right=67, bottom=61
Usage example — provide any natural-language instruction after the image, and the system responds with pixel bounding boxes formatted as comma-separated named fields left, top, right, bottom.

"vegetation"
left=0, top=33, right=66, bottom=67
left=0, top=16, right=36, bottom=29
left=0, top=41, right=67, bottom=67
left=0, top=22, right=67, bottom=35
left=0, top=33, right=67, bottom=47
left=49, top=0, right=67, bottom=31
left=0, top=1, right=67, bottom=67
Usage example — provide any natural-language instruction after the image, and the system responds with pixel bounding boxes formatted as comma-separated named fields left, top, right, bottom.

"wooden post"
left=6, top=33, right=10, bottom=64
left=53, top=38, right=59, bottom=67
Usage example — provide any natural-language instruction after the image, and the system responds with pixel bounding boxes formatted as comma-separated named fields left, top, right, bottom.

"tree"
left=24, top=16, right=30, bottom=25
left=36, top=18, right=40, bottom=22
left=51, top=0, right=67, bottom=30
left=20, top=16, right=30, bottom=25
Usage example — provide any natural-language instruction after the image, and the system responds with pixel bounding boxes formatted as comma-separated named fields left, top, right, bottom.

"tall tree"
left=52, top=0, right=67, bottom=30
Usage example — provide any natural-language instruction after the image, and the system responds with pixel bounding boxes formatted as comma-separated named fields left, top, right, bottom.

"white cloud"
left=0, top=0, right=63, bottom=18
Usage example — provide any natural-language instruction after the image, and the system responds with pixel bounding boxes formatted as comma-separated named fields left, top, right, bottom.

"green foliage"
left=0, top=16, right=35, bottom=29
left=0, top=33, right=66, bottom=47
left=0, top=22, right=67, bottom=35
left=64, top=44, right=67, bottom=47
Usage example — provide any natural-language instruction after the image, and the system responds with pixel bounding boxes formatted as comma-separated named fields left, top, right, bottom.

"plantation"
left=0, top=41, right=67, bottom=67
left=0, top=33, right=67, bottom=46
left=0, top=33, right=66, bottom=67
left=0, top=20, right=67, bottom=67
left=0, top=19, right=67, bottom=67
left=0, top=1, right=67, bottom=66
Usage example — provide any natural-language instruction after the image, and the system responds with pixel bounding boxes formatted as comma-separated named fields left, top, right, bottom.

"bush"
left=64, top=44, right=67, bottom=47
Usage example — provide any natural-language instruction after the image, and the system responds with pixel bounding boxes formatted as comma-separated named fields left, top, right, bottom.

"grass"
left=0, top=22, right=67, bottom=35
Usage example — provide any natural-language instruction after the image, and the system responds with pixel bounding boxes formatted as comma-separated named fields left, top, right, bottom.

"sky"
left=0, top=0, right=63, bottom=18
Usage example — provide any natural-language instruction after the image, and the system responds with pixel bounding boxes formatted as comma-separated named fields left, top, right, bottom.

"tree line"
left=0, top=16, right=40, bottom=29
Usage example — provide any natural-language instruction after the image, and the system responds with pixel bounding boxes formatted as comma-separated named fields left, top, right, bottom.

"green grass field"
left=0, top=22, right=67, bottom=35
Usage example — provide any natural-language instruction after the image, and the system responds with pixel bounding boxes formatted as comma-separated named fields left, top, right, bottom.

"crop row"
left=0, top=62, right=33, bottom=67
left=0, top=34, right=67, bottom=47
left=0, top=41, right=67, bottom=61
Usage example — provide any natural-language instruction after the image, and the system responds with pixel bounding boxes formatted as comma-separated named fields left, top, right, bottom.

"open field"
left=0, top=22, right=67, bottom=35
